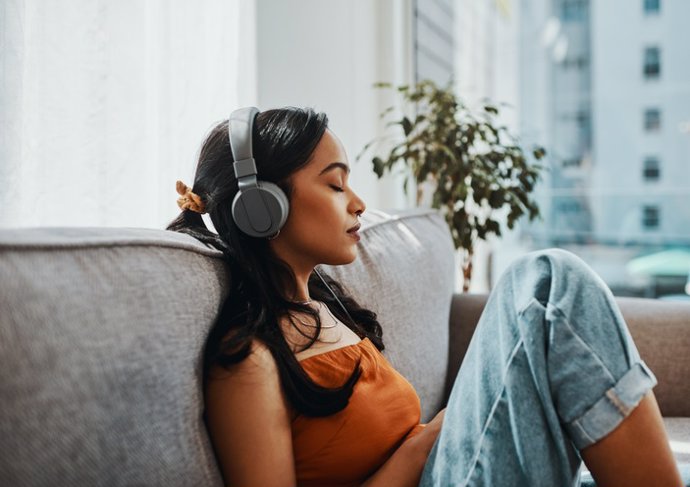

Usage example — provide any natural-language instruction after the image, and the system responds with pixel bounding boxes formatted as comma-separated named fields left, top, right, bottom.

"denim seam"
left=547, top=302, right=617, bottom=386
left=570, top=420, right=596, bottom=446
left=517, top=296, right=545, bottom=318
left=461, top=337, right=524, bottom=487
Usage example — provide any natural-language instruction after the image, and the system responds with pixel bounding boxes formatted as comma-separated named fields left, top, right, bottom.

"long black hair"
left=166, top=107, right=384, bottom=416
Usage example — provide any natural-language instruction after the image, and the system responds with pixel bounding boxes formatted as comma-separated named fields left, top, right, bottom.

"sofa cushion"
left=665, top=417, right=690, bottom=465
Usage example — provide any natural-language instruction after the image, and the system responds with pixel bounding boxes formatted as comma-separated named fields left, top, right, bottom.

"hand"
left=413, top=408, right=445, bottom=459
left=359, top=408, right=447, bottom=487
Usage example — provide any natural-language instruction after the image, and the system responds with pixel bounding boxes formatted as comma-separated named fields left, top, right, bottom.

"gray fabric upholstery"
left=0, top=208, right=453, bottom=485
left=665, top=418, right=690, bottom=464
left=0, top=228, right=228, bottom=486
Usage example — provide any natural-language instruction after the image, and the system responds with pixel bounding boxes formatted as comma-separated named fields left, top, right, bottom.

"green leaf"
left=488, top=190, right=504, bottom=209
left=372, top=157, right=385, bottom=178
left=379, top=106, right=395, bottom=119
left=486, top=219, right=501, bottom=236
left=401, top=117, right=413, bottom=136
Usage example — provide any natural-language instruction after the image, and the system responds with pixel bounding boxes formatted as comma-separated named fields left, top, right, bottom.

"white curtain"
left=0, top=0, right=256, bottom=228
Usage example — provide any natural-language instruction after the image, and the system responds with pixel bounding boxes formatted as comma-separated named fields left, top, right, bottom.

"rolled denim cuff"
left=564, top=360, right=658, bottom=450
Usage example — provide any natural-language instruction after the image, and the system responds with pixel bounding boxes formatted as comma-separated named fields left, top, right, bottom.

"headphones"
left=228, top=107, right=360, bottom=330
left=229, top=107, right=289, bottom=239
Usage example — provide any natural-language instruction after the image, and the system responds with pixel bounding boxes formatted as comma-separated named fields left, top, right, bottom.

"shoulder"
left=204, top=338, right=297, bottom=486
left=205, top=337, right=297, bottom=423
left=207, top=338, right=279, bottom=382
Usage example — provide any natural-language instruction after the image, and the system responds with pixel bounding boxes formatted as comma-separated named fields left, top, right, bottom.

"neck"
left=284, top=266, right=313, bottom=304
left=266, top=239, right=314, bottom=303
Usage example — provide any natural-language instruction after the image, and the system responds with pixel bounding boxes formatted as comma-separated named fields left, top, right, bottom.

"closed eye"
left=329, top=184, right=344, bottom=192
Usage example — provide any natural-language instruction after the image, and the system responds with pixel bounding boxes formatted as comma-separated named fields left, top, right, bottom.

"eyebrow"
left=319, top=162, right=350, bottom=176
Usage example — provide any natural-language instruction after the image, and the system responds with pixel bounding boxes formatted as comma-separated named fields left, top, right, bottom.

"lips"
left=347, top=223, right=361, bottom=233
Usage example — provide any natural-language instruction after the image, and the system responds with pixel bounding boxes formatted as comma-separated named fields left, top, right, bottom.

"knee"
left=504, top=248, right=607, bottom=305
left=513, top=248, right=593, bottom=278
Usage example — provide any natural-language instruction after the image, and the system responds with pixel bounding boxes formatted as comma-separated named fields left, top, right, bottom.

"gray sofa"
left=0, top=208, right=688, bottom=486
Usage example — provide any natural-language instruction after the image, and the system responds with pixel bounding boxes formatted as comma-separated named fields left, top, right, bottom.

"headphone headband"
left=229, top=107, right=259, bottom=178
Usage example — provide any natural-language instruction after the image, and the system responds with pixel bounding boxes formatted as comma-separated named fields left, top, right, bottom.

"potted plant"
left=358, top=79, right=547, bottom=292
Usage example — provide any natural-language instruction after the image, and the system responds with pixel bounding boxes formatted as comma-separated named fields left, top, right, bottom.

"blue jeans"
left=419, top=249, right=658, bottom=487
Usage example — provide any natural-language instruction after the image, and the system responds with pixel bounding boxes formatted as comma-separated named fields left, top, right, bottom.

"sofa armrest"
left=444, top=293, right=488, bottom=407
left=445, top=293, right=690, bottom=417
left=617, top=297, right=690, bottom=416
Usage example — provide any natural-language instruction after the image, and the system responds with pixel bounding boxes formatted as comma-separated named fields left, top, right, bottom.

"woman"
left=167, top=106, right=682, bottom=486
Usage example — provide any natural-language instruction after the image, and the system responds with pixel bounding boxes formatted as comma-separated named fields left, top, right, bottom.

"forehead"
left=309, top=130, right=350, bottom=176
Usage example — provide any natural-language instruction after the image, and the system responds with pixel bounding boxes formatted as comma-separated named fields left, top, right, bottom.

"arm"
left=361, top=409, right=445, bottom=487
left=204, top=340, right=296, bottom=487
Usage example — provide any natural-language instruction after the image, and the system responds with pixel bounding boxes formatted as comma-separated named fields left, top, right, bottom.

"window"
left=643, top=157, right=660, bottom=180
left=559, top=201, right=582, bottom=213
left=643, top=46, right=661, bottom=79
left=473, top=0, right=690, bottom=298
left=0, top=2, right=253, bottom=228
left=575, top=111, right=590, bottom=129
left=562, top=0, right=586, bottom=21
left=562, top=55, right=589, bottom=70
left=644, top=0, right=660, bottom=14
left=643, top=205, right=660, bottom=229
left=644, top=108, right=661, bottom=131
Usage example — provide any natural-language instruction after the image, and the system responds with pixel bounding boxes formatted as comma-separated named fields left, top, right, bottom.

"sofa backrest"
left=0, top=227, right=228, bottom=486
left=0, top=208, right=455, bottom=486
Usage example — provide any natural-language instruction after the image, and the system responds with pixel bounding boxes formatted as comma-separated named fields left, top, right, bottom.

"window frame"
left=644, top=108, right=662, bottom=132
left=643, top=46, right=661, bottom=79
left=643, top=157, right=661, bottom=181
left=643, top=0, right=661, bottom=15
left=642, top=205, right=661, bottom=229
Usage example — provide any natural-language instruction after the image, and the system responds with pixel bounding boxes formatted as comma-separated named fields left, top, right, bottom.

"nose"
left=350, top=190, right=366, bottom=217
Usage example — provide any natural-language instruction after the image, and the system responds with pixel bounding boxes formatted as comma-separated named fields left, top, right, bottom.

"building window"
left=562, top=55, right=589, bottom=70
left=643, top=46, right=661, bottom=79
left=643, top=157, right=660, bottom=180
left=562, top=0, right=586, bottom=21
left=644, top=108, right=661, bottom=131
left=644, top=0, right=660, bottom=14
left=575, top=111, right=590, bottom=129
left=562, top=158, right=582, bottom=168
left=643, top=206, right=660, bottom=229
left=558, top=200, right=582, bottom=213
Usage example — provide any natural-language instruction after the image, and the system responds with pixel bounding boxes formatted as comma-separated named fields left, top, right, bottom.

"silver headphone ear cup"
left=260, top=181, right=289, bottom=228
left=231, top=182, right=289, bottom=238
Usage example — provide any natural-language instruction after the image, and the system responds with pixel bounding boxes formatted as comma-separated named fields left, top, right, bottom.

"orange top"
left=292, top=338, right=426, bottom=487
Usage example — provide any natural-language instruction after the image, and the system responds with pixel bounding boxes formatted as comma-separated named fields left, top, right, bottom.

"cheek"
left=291, top=194, right=336, bottom=226
left=283, top=201, right=325, bottom=240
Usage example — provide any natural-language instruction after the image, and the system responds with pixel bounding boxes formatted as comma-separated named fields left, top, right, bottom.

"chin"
left=324, top=249, right=358, bottom=266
